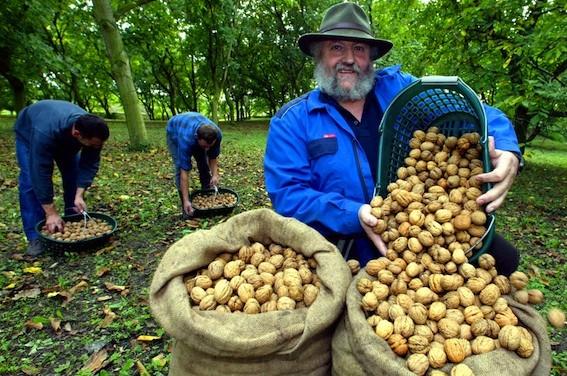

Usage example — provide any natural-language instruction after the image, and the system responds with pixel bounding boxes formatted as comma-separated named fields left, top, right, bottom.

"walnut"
left=494, top=307, right=519, bottom=327
left=356, top=277, right=373, bottom=294
left=445, top=309, right=465, bottom=325
left=213, top=279, right=233, bottom=304
left=478, top=254, right=496, bottom=270
left=237, top=283, right=255, bottom=303
left=471, top=335, right=495, bottom=354
left=415, top=287, right=437, bottom=305
left=303, top=284, right=319, bottom=306
left=361, top=292, right=379, bottom=312
left=498, top=325, right=521, bottom=350
left=409, top=334, right=431, bottom=354
left=199, top=294, right=217, bottom=311
left=442, top=291, right=461, bottom=309
left=243, top=298, right=261, bottom=314
left=479, top=284, right=501, bottom=306
left=509, top=271, right=529, bottom=290
left=492, top=275, right=511, bottom=295
left=470, top=319, right=489, bottom=337
left=441, top=274, right=464, bottom=291
left=444, top=338, right=469, bottom=363
left=493, top=297, right=509, bottom=313
left=428, top=346, right=447, bottom=369
left=429, top=302, right=447, bottom=321
left=261, top=300, right=277, bottom=313
left=375, top=319, right=394, bottom=340
left=227, top=295, right=243, bottom=311
left=366, top=258, right=390, bottom=276
left=387, top=333, right=409, bottom=356
left=457, top=287, right=475, bottom=307
left=517, top=337, right=535, bottom=358
left=195, top=275, right=213, bottom=289
left=514, top=290, right=529, bottom=304
left=458, top=263, right=476, bottom=279
left=414, top=324, right=434, bottom=342
left=409, top=303, right=429, bottom=325
left=346, top=259, right=360, bottom=274
left=394, top=315, right=415, bottom=338
left=377, top=301, right=391, bottom=320
left=276, top=296, right=296, bottom=311
left=450, top=364, right=475, bottom=376
left=288, top=284, right=304, bottom=302
left=460, top=324, right=473, bottom=340
left=527, top=289, right=544, bottom=305
left=548, top=308, right=566, bottom=328
left=464, top=306, right=484, bottom=325
left=255, top=285, right=273, bottom=304
left=190, top=286, right=207, bottom=304
left=438, top=318, right=460, bottom=339
left=406, top=353, right=429, bottom=376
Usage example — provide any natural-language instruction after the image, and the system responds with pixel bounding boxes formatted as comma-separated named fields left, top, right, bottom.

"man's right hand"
left=46, top=213, right=65, bottom=233
left=358, top=204, right=388, bottom=256
left=183, top=201, right=194, bottom=217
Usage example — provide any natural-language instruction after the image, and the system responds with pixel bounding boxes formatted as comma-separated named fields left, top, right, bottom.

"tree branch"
left=527, top=59, right=567, bottom=86
left=115, top=0, right=156, bottom=21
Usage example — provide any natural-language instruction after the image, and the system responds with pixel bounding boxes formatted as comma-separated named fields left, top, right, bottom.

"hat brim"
left=298, top=30, right=393, bottom=61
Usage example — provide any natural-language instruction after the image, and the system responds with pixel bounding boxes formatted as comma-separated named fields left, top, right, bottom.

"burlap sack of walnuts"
left=332, top=270, right=552, bottom=376
left=150, top=208, right=351, bottom=376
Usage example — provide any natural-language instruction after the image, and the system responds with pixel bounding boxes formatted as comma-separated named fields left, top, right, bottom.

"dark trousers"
left=483, top=233, right=520, bottom=276
left=16, top=138, right=78, bottom=241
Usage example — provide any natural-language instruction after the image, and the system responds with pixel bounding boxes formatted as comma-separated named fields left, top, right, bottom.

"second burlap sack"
left=332, top=270, right=552, bottom=376
left=150, top=208, right=351, bottom=376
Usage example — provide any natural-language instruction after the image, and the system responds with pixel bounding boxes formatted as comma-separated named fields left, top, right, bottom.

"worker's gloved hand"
left=358, top=204, right=387, bottom=256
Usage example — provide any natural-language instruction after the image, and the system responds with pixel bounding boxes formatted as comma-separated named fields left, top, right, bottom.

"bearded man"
left=264, top=2, right=522, bottom=271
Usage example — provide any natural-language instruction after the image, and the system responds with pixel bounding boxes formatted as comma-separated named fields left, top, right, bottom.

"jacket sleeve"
left=484, top=104, right=521, bottom=155
left=264, top=113, right=363, bottom=236
left=77, top=148, right=101, bottom=189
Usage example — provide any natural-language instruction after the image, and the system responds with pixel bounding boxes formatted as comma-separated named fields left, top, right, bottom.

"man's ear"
left=71, top=125, right=81, bottom=138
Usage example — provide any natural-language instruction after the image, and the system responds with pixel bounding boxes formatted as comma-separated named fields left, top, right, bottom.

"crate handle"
left=421, top=76, right=460, bottom=86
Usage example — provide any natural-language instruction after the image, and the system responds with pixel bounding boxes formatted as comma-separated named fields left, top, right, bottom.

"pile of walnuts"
left=42, top=218, right=112, bottom=242
left=357, top=128, right=542, bottom=375
left=184, top=242, right=320, bottom=314
left=192, top=192, right=237, bottom=210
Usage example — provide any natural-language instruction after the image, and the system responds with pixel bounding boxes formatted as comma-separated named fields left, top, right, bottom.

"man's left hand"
left=474, top=136, right=519, bottom=213
left=358, top=204, right=388, bottom=256
left=74, top=196, right=87, bottom=213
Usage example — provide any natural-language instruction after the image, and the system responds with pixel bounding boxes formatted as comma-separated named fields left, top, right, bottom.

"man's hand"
left=46, top=213, right=65, bottom=233
left=183, top=200, right=194, bottom=217
left=74, top=188, right=87, bottom=213
left=358, top=204, right=388, bottom=256
left=474, top=137, right=519, bottom=213
left=210, top=173, right=220, bottom=187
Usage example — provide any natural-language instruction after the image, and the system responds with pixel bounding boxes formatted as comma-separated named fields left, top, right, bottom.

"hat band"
left=320, top=22, right=372, bottom=36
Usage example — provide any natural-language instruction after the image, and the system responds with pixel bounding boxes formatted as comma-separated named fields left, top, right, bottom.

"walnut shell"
left=514, top=290, right=529, bottom=304
left=429, top=302, right=447, bottom=321
left=527, top=289, right=544, bottom=305
left=479, top=284, right=501, bottom=306
left=492, top=275, right=511, bottom=295
left=227, top=295, right=243, bottom=311
left=548, top=308, right=566, bottom=328
left=409, top=334, right=431, bottom=354
left=347, top=259, right=360, bottom=274
left=237, top=283, right=255, bottom=303
left=375, top=319, right=394, bottom=340
left=509, top=271, right=529, bottom=290
left=214, top=279, right=233, bottom=304
left=407, top=353, right=429, bottom=376
left=464, top=305, right=484, bottom=325
left=438, top=318, right=460, bottom=339
left=243, top=298, right=261, bottom=314
left=516, top=337, right=535, bottom=358
left=494, top=307, right=519, bottom=327
left=450, top=363, right=475, bottom=376
left=190, top=286, right=207, bottom=304
left=387, top=333, right=409, bottom=356
left=276, top=296, right=296, bottom=310
left=394, top=315, right=415, bottom=338
left=199, top=294, right=217, bottom=311
left=428, top=346, right=447, bottom=369
left=195, top=275, right=213, bottom=289
left=255, top=285, right=273, bottom=304
left=303, top=284, right=319, bottom=306
left=444, top=338, right=469, bottom=363
left=260, top=300, right=277, bottom=313
left=471, top=335, right=495, bottom=354
left=498, top=325, right=521, bottom=350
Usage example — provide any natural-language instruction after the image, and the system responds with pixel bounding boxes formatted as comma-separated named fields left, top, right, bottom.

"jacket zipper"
left=352, top=138, right=370, bottom=203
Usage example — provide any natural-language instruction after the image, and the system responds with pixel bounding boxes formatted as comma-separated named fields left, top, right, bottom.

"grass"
left=0, top=119, right=565, bottom=375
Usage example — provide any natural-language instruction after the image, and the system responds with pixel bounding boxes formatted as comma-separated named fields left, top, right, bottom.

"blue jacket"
left=165, top=112, right=222, bottom=171
left=264, top=65, right=520, bottom=263
left=14, top=100, right=101, bottom=205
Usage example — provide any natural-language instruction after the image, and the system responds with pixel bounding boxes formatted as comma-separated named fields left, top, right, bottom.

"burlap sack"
left=332, top=270, right=552, bottom=376
left=150, top=208, right=351, bottom=376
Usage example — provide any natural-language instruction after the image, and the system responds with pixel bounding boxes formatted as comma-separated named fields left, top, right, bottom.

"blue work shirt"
left=264, top=65, right=521, bottom=264
left=165, top=112, right=222, bottom=171
left=14, top=100, right=101, bottom=205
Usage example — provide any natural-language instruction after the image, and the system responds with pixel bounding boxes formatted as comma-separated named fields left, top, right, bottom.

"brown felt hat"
left=298, top=2, right=393, bottom=60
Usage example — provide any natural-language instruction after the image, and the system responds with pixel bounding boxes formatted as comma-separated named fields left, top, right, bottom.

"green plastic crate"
left=376, top=76, right=494, bottom=262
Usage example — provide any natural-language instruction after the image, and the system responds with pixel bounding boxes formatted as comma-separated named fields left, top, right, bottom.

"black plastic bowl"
left=35, top=212, right=117, bottom=252
left=189, top=187, right=239, bottom=218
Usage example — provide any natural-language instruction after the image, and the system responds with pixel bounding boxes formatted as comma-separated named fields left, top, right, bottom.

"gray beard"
left=314, top=62, right=375, bottom=101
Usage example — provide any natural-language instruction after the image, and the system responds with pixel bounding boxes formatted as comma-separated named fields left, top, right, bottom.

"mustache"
left=334, top=63, right=362, bottom=74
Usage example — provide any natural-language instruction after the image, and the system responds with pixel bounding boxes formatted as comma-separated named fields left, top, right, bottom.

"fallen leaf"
left=136, top=360, right=150, bottom=376
left=13, top=287, right=41, bottom=300
left=80, top=349, right=108, bottom=373
left=69, top=280, right=89, bottom=295
left=151, top=353, right=168, bottom=368
left=2, top=271, right=15, bottom=279
left=5, top=283, right=16, bottom=289
left=25, top=320, right=43, bottom=330
left=21, top=366, right=41, bottom=375
left=104, top=282, right=127, bottom=292
left=97, top=295, right=112, bottom=302
left=100, top=306, right=116, bottom=328
left=50, top=318, right=61, bottom=332
left=23, top=267, right=42, bottom=274
left=96, top=267, right=111, bottom=277
left=136, top=335, right=161, bottom=342
left=63, top=323, right=73, bottom=332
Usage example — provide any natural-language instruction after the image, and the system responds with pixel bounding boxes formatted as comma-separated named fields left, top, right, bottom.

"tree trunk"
left=92, top=0, right=148, bottom=149
left=6, top=74, right=26, bottom=112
